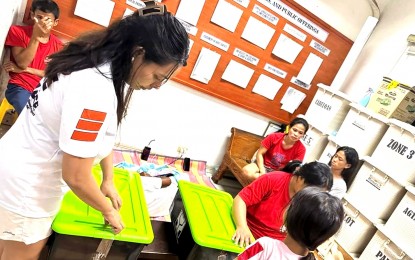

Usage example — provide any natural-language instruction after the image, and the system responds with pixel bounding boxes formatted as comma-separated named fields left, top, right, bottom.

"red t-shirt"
left=261, top=132, right=305, bottom=170
left=238, top=172, right=292, bottom=240
left=5, top=25, right=63, bottom=92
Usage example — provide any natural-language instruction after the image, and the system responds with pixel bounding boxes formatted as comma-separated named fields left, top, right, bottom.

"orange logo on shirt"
left=71, top=109, right=107, bottom=142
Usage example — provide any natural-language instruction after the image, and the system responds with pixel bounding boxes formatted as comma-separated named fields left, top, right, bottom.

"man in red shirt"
left=3, top=0, right=63, bottom=114
left=232, top=161, right=333, bottom=247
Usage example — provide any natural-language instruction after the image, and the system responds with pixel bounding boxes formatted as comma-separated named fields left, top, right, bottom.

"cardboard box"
left=367, top=77, right=415, bottom=123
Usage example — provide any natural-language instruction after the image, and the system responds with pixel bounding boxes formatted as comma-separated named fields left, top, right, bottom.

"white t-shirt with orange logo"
left=0, top=63, right=117, bottom=218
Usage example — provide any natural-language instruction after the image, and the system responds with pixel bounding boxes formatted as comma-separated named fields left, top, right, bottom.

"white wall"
left=340, top=0, right=415, bottom=100
left=0, top=0, right=26, bottom=98
left=117, top=81, right=270, bottom=166
left=294, top=0, right=373, bottom=41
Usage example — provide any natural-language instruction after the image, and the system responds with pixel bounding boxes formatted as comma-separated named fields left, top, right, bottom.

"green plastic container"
left=177, top=180, right=243, bottom=254
left=48, top=165, right=154, bottom=259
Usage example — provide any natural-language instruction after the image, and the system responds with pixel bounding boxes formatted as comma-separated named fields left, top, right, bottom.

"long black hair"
left=328, top=146, right=359, bottom=188
left=281, top=160, right=302, bottom=174
left=285, top=187, right=344, bottom=260
left=45, top=8, right=189, bottom=125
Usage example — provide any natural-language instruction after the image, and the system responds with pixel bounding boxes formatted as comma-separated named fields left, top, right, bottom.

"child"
left=4, top=0, right=63, bottom=114
left=236, top=186, right=344, bottom=260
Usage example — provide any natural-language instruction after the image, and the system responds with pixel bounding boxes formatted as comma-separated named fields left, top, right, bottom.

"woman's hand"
left=100, top=181, right=122, bottom=210
left=102, top=208, right=124, bottom=234
left=232, top=226, right=254, bottom=248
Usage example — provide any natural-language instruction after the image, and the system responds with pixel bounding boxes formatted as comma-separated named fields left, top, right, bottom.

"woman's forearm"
left=62, top=153, right=113, bottom=214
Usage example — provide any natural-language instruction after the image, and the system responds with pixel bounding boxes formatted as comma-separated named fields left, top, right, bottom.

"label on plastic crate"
left=174, top=209, right=187, bottom=243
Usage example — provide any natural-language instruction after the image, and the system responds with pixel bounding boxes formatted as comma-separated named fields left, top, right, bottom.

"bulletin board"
left=23, top=0, right=353, bottom=124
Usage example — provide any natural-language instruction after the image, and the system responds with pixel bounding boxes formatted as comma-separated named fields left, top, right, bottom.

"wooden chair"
left=0, top=97, right=17, bottom=126
left=212, top=127, right=264, bottom=187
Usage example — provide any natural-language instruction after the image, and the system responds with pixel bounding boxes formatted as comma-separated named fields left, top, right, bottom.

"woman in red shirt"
left=242, top=117, right=309, bottom=184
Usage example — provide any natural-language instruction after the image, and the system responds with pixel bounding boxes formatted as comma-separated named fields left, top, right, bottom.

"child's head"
left=31, top=0, right=60, bottom=20
left=328, top=146, right=359, bottom=187
left=293, top=161, right=333, bottom=192
left=281, top=160, right=302, bottom=174
left=285, top=186, right=344, bottom=252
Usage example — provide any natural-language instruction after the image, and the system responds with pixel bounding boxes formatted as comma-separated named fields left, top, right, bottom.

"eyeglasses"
left=138, top=1, right=166, bottom=17
left=155, top=63, right=179, bottom=86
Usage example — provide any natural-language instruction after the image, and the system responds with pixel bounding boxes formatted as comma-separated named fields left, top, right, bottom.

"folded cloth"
left=115, top=161, right=172, bottom=177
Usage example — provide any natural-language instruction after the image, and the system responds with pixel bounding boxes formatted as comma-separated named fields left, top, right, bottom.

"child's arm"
left=232, top=195, right=255, bottom=247
left=3, top=61, right=45, bottom=77
left=12, top=16, right=54, bottom=69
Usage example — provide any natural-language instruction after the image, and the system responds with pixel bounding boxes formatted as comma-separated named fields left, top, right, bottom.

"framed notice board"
left=23, top=0, right=352, bottom=124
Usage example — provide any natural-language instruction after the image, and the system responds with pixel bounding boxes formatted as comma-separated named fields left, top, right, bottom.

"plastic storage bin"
left=317, top=135, right=345, bottom=164
left=359, top=225, right=414, bottom=260
left=371, top=119, right=415, bottom=184
left=384, top=186, right=415, bottom=257
left=346, top=157, right=407, bottom=220
left=171, top=181, right=243, bottom=260
left=304, top=83, right=354, bottom=135
left=334, top=198, right=381, bottom=255
left=48, top=166, right=154, bottom=260
left=298, top=115, right=329, bottom=163
left=335, top=103, right=389, bottom=157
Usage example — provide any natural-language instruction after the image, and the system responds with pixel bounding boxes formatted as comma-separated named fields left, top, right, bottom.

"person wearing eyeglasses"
left=0, top=2, right=189, bottom=259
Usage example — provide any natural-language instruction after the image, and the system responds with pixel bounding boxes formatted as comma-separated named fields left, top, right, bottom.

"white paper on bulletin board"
left=190, top=47, right=221, bottom=84
left=252, top=74, right=283, bottom=100
left=222, top=60, right=254, bottom=88
left=241, top=16, right=275, bottom=49
left=272, top=34, right=303, bottom=64
left=74, top=0, right=115, bottom=27
left=281, top=87, right=306, bottom=113
left=297, top=53, right=323, bottom=84
left=175, top=0, right=205, bottom=26
left=211, top=0, right=243, bottom=32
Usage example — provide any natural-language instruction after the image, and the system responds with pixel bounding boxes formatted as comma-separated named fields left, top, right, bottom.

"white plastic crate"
left=346, top=157, right=407, bottom=220
left=384, top=186, right=415, bottom=257
left=304, top=83, right=354, bottom=135
left=317, top=135, right=345, bottom=164
left=334, top=198, right=381, bottom=255
left=298, top=115, right=329, bottom=163
left=371, top=119, right=415, bottom=184
left=359, top=225, right=414, bottom=260
left=335, top=103, right=389, bottom=157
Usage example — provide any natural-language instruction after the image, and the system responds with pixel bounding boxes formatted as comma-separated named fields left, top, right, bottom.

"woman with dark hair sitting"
left=328, top=146, right=359, bottom=199
left=241, top=117, right=309, bottom=184
left=236, top=186, right=344, bottom=260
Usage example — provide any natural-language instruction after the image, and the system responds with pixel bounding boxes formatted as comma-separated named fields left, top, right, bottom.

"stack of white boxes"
left=302, top=84, right=415, bottom=259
